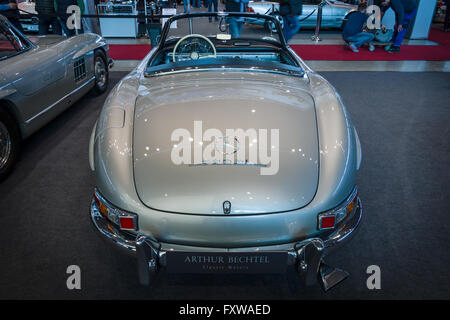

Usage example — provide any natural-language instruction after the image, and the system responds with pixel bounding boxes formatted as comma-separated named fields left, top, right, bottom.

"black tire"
left=92, top=50, right=109, bottom=95
left=0, top=109, right=20, bottom=181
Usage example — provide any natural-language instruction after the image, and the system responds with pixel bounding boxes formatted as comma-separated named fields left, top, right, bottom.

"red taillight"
left=319, top=215, right=336, bottom=230
left=247, top=7, right=255, bottom=13
left=119, top=216, right=136, bottom=230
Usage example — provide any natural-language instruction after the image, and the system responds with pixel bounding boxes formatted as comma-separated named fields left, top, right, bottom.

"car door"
left=326, top=0, right=354, bottom=28
left=0, top=21, right=66, bottom=124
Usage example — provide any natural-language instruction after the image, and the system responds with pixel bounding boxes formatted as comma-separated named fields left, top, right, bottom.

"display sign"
left=166, top=252, right=288, bottom=274
left=162, top=8, right=177, bottom=29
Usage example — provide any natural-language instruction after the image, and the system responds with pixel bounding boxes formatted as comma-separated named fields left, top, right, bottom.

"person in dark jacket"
left=342, top=2, right=374, bottom=52
left=279, top=0, right=302, bottom=43
left=0, top=0, right=23, bottom=32
left=225, top=0, right=249, bottom=38
left=381, top=0, right=417, bottom=52
left=35, top=0, right=61, bottom=35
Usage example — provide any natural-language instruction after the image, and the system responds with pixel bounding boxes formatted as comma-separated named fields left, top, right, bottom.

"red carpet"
left=109, top=44, right=152, bottom=60
left=109, top=28, right=450, bottom=61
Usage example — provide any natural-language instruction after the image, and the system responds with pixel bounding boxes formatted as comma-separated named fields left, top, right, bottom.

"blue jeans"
left=392, top=10, right=417, bottom=47
left=282, top=15, right=300, bottom=43
left=183, top=0, right=196, bottom=13
left=228, top=18, right=243, bottom=38
left=193, top=0, right=201, bottom=8
left=345, top=32, right=375, bottom=48
left=208, top=0, right=218, bottom=14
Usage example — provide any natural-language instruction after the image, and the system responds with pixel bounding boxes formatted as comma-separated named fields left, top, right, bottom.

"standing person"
left=342, top=2, right=375, bottom=52
left=0, top=0, right=23, bottom=32
left=381, top=0, right=417, bottom=53
left=193, top=0, right=200, bottom=8
left=207, top=0, right=218, bottom=22
left=279, top=0, right=302, bottom=43
left=183, top=0, right=190, bottom=13
left=35, top=0, right=61, bottom=35
left=225, top=0, right=249, bottom=38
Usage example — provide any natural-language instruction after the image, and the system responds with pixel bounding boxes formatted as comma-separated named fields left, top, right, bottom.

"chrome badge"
left=223, top=201, right=231, bottom=214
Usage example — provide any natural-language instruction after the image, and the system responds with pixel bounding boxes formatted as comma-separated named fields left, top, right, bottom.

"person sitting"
left=342, top=2, right=375, bottom=53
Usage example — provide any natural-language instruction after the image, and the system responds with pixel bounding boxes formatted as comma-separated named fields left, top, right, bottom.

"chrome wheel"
left=94, top=57, right=107, bottom=88
left=0, top=121, right=11, bottom=170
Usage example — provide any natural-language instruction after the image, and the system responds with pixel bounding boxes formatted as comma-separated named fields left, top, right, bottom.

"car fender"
left=307, top=72, right=358, bottom=211
left=72, top=34, right=109, bottom=60
left=93, top=72, right=141, bottom=210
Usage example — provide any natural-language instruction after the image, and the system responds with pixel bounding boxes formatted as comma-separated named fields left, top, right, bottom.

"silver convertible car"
left=0, top=14, right=112, bottom=180
left=247, top=0, right=357, bottom=31
left=90, top=13, right=362, bottom=291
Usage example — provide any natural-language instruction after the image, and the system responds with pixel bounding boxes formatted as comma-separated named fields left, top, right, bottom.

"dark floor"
left=0, top=72, right=449, bottom=299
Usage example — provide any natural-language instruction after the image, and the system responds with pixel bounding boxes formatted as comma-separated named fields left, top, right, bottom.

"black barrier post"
left=311, top=0, right=327, bottom=42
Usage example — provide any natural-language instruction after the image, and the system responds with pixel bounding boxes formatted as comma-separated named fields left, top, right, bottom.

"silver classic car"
left=247, top=0, right=357, bottom=31
left=90, top=13, right=362, bottom=291
left=0, top=14, right=112, bottom=180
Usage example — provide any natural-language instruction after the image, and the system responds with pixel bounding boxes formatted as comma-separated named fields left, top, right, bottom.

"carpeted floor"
left=0, top=71, right=449, bottom=299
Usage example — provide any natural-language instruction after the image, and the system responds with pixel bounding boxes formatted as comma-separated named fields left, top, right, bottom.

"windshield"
left=146, top=13, right=303, bottom=77
left=162, top=13, right=283, bottom=45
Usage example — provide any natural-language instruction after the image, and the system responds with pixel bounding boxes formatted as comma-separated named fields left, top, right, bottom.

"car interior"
left=146, top=36, right=303, bottom=76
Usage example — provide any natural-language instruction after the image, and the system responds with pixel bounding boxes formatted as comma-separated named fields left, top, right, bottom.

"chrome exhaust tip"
left=295, top=238, right=349, bottom=291
left=318, top=263, right=349, bottom=292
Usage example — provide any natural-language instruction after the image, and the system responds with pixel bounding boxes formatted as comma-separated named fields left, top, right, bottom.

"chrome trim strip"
left=146, top=68, right=304, bottom=78
left=25, top=77, right=95, bottom=124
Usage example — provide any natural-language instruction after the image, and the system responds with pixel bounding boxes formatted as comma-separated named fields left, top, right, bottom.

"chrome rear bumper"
left=90, top=195, right=362, bottom=290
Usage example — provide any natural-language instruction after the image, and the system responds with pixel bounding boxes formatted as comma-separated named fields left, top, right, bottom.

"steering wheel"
left=172, top=34, right=217, bottom=63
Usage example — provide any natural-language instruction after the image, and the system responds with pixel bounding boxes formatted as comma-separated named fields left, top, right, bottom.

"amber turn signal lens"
left=94, top=193, right=108, bottom=217
left=346, top=201, right=355, bottom=214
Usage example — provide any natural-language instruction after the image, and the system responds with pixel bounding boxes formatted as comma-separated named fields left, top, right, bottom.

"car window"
left=0, top=21, right=31, bottom=61
left=165, top=14, right=282, bottom=44
left=0, top=28, right=18, bottom=60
